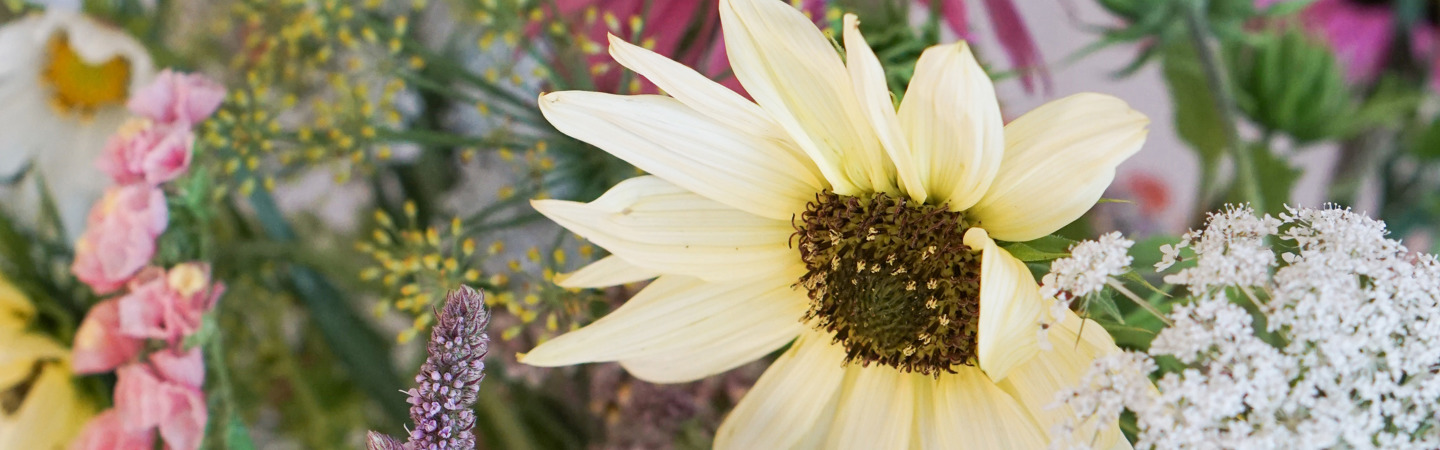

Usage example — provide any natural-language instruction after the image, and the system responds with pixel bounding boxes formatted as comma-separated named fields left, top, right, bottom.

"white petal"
left=715, top=331, right=849, bottom=450
left=964, top=227, right=1046, bottom=382
left=915, top=366, right=1050, bottom=449
left=531, top=176, right=798, bottom=282
left=605, top=34, right=827, bottom=190
left=538, top=92, right=821, bottom=220
left=521, top=271, right=807, bottom=368
left=969, top=93, right=1149, bottom=242
left=998, top=310, right=1126, bottom=448
left=619, top=290, right=805, bottom=383
left=553, top=255, right=659, bottom=289
left=897, top=42, right=1004, bottom=211
left=843, top=14, right=923, bottom=202
left=719, top=0, right=894, bottom=195
left=823, top=364, right=914, bottom=449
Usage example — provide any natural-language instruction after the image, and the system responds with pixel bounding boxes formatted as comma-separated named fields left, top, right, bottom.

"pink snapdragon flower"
left=116, top=263, right=223, bottom=345
left=70, top=185, right=168, bottom=294
left=921, top=0, right=1050, bottom=93
left=1267, top=0, right=1439, bottom=89
left=97, top=119, right=195, bottom=186
left=68, top=410, right=156, bottom=450
left=70, top=298, right=143, bottom=374
left=126, top=69, right=226, bottom=127
left=112, top=349, right=208, bottom=450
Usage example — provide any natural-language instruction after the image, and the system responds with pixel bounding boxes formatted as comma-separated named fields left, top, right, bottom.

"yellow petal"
left=522, top=272, right=806, bottom=370
left=605, top=34, right=827, bottom=190
left=824, top=364, right=914, bottom=449
left=915, top=366, right=1049, bottom=449
left=537, top=92, right=822, bottom=220
left=715, top=331, right=848, bottom=450
left=969, top=93, right=1149, bottom=241
left=897, top=42, right=1004, bottom=211
left=964, top=227, right=1046, bottom=382
left=0, top=333, right=67, bottom=390
left=531, top=176, right=798, bottom=282
left=0, top=363, right=92, bottom=449
left=998, top=310, right=1126, bottom=448
left=719, top=0, right=893, bottom=195
left=553, top=255, right=659, bottom=289
left=0, top=275, right=33, bottom=320
left=842, top=14, right=923, bottom=202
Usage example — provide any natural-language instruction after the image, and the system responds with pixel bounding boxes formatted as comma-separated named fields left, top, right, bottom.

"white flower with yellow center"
left=0, top=9, right=153, bottom=235
left=0, top=275, right=94, bottom=449
left=523, top=0, right=1149, bottom=447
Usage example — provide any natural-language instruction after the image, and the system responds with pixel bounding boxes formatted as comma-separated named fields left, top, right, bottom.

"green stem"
left=1183, top=3, right=1265, bottom=213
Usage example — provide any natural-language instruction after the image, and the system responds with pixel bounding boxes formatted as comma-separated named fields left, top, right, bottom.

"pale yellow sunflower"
left=0, top=275, right=94, bottom=449
left=523, top=0, right=1148, bottom=447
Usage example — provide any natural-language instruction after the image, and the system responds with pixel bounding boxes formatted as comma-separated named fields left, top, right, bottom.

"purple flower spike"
left=368, top=286, right=490, bottom=450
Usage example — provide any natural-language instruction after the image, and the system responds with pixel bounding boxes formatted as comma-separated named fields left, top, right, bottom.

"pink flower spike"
left=98, top=119, right=195, bottom=186
left=71, top=299, right=143, bottom=374
left=981, top=0, right=1050, bottom=94
left=150, top=347, right=205, bottom=389
left=114, top=363, right=170, bottom=432
left=126, top=69, right=227, bottom=126
left=157, top=385, right=207, bottom=450
left=71, top=186, right=168, bottom=294
left=115, top=264, right=221, bottom=344
left=68, top=409, right=156, bottom=450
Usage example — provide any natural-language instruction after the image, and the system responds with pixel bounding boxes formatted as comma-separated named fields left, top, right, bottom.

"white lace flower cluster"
left=1040, top=231, right=1133, bottom=328
left=1049, top=205, right=1440, bottom=450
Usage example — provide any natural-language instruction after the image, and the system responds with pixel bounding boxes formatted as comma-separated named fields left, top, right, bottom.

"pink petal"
left=981, top=0, right=1050, bottom=93
left=150, top=347, right=205, bottom=389
left=71, top=299, right=143, bottom=374
left=114, top=363, right=170, bottom=431
left=68, top=409, right=156, bottom=450
left=157, top=385, right=207, bottom=450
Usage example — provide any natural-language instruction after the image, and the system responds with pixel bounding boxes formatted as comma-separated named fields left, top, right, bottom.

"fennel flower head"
left=521, top=0, right=1151, bottom=447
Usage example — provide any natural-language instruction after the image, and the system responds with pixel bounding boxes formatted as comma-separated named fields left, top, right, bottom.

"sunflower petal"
left=553, top=255, right=659, bottom=289
left=619, top=289, right=804, bottom=383
left=969, top=93, right=1149, bottom=241
left=823, top=364, right=914, bottom=449
left=715, top=331, right=848, bottom=450
left=521, top=272, right=806, bottom=368
left=531, top=176, right=797, bottom=282
left=998, top=310, right=1126, bottom=448
left=897, top=42, right=1004, bottom=211
left=605, top=35, right=826, bottom=188
left=915, top=366, right=1050, bottom=449
left=964, top=227, right=1046, bottom=381
left=719, top=0, right=894, bottom=195
left=538, top=92, right=820, bottom=220
left=843, top=14, right=923, bottom=202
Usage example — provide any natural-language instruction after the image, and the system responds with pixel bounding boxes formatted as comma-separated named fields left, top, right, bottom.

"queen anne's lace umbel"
left=1050, top=206, right=1440, bottom=450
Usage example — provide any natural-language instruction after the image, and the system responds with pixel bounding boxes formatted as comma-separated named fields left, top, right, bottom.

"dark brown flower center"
left=792, top=191, right=982, bottom=375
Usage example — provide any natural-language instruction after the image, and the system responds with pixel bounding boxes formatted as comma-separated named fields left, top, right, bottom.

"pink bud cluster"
left=66, top=70, right=226, bottom=450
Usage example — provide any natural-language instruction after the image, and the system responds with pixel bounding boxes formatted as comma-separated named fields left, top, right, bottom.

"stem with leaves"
left=1183, top=1, right=1266, bottom=214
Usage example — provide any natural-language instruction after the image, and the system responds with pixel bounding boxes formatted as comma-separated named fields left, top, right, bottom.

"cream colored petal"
left=715, top=331, right=848, bottom=450
left=538, top=92, right=820, bottom=220
left=843, top=14, right=923, bottom=202
left=531, top=176, right=798, bottom=282
left=553, top=255, right=659, bottom=289
left=823, top=364, right=914, bottom=449
left=0, top=333, right=67, bottom=390
left=0, top=363, right=91, bottom=449
left=915, top=366, right=1049, bottom=449
left=964, top=227, right=1045, bottom=382
left=619, top=288, right=804, bottom=382
left=606, top=34, right=827, bottom=191
left=521, top=270, right=807, bottom=368
left=969, top=93, right=1149, bottom=242
left=896, top=42, right=1004, bottom=211
left=998, top=310, right=1126, bottom=448
left=719, top=0, right=894, bottom=195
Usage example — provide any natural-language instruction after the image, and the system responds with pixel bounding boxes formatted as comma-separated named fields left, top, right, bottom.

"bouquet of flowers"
left=0, top=0, right=1437, bottom=449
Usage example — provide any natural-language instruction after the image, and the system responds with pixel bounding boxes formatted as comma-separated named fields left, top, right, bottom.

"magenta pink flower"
left=70, top=185, right=168, bottom=294
left=97, top=119, right=195, bottom=186
left=126, top=69, right=226, bottom=127
left=113, top=350, right=208, bottom=450
left=70, top=298, right=143, bottom=374
left=1272, top=0, right=1440, bottom=89
left=68, top=409, right=156, bottom=450
left=919, top=0, right=1050, bottom=93
left=115, top=263, right=223, bottom=345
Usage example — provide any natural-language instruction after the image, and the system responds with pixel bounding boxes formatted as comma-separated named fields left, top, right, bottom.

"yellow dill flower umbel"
left=523, top=0, right=1149, bottom=447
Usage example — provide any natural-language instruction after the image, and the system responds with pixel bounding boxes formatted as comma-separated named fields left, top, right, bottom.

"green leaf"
left=1160, top=39, right=1227, bottom=182
left=1000, top=235, right=1077, bottom=262
left=1415, top=116, right=1440, bottom=161
left=224, top=417, right=257, bottom=450
left=1081, top=290, right=1125, bottom=323
left=1226, top=143, right=1300, bottom=213
left=1260, top=0, right=1318, bottom=16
